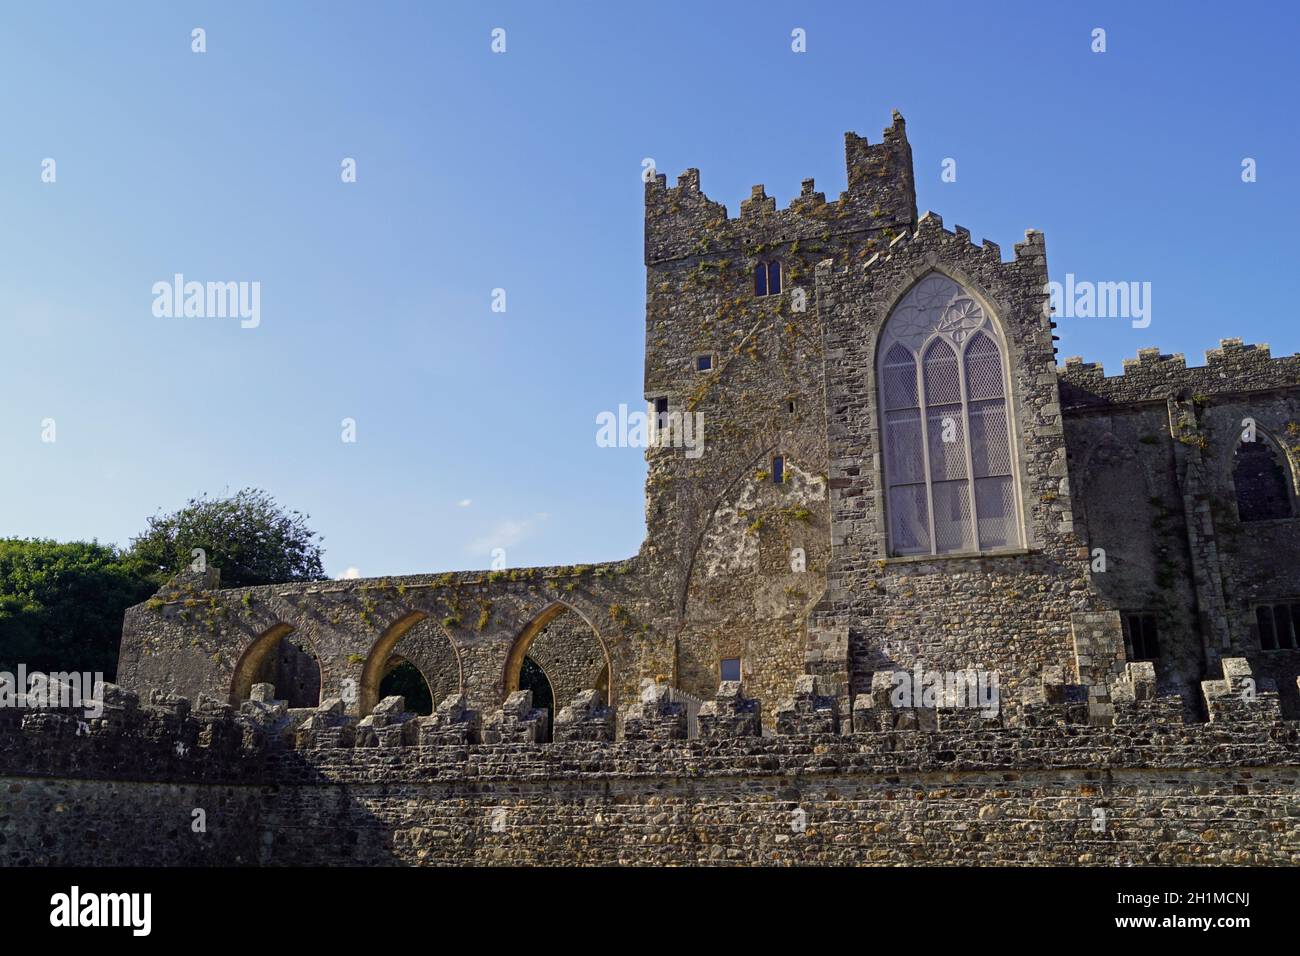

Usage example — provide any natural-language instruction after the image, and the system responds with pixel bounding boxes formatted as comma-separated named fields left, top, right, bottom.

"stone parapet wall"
left=644, top=112, right=916, bottom=266
left=3, top=663, right=1298, bottom=866
left=1059, top=339, right=1300, bottom=410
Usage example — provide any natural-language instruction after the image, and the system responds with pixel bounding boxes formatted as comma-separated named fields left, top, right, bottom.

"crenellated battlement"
left=847, top=210, right=1045, bottom=272
left=4, top=661, right=1296, bottom=787
left=644, top=111, right=917, bottom=266
left=5, top=662, right=1298, bottom=867
left=1059, top=337, right=1300, bottom=409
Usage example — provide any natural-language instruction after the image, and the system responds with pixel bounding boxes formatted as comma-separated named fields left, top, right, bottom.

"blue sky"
left=2, top=1, right=1297, bottom=578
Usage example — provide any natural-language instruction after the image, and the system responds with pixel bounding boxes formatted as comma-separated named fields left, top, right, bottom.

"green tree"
left=129, top=488, right=327, bottom=589
left=0, top=539, right=155, bottom=677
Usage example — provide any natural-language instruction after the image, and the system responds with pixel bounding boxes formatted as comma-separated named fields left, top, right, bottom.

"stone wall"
left=809, top=212, right=1112, bottom=723
left=1061, top=339, right=1300, bottom=716
left=5, top=662, right=1298, bottom=866
left=116, top=562, right=646, bottom=720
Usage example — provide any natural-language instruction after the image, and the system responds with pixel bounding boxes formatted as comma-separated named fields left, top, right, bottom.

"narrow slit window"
left=754, top=263, right=768, bottom=297
left=653, top=397, right=669, bottom=439
left=772, top=456, right=785, bottom=484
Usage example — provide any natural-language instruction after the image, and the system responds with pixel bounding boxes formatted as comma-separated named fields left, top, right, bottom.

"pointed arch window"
left=1234, top=434, right=1293, bottom=522
left=878, top=273, right=1021, bottom=556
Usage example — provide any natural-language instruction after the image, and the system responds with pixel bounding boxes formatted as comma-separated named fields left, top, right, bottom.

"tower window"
left=1255, top=601, right=1300, bottom=650
left=1122, top=613, right=1160, bottom=661
left=720, top=657, right=741, bottom=682
left=786, top=399, right=796, bottom=414
left=652, top=397, right=669, bottom=438
left=695, top=354, right=713, bottom=372
left=772, top=456, right=785, bottom=484
left=754, top=260, right=782, bottom=297
left=877, top=272, right=1022, bottom=556
left=1233, top=434, right=1293, bottom=522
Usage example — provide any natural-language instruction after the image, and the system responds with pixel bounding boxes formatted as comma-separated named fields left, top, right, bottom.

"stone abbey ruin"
left=5, top=113, right=1299, bottom=866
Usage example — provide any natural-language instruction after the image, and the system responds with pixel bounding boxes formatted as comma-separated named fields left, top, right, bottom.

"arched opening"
left=877, top=271, right=1021, bottom=556
left=518, top=656, right=554, bottom=738
left=229, top=623, right=322, bottom=707
left=1234, top=435, right=1294, bottom=522
left=504, top=602, right=613, bottom=713
left=359, top=611, right=461, bottom=716
left=377, top=656, right=434, bottom=716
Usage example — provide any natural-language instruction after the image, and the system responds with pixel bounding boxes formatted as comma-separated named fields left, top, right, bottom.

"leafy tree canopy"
left=0, top=538, right=155, bottom=677
left=129, top=488, right=327, bottom=589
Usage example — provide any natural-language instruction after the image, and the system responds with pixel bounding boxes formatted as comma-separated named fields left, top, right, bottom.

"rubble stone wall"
left=5, top=664, right=1298, bottom=867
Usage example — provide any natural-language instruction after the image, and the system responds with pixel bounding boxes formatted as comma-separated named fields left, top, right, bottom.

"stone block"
left=417, top=693, right=482, bottom=747
left=697, top=681, right=761, bottom=738
left=621, top=680, right=687, bottom=741
left=483, top=690, right=548, bottom=744
left=775, top=674, right=839, bottom=735
left=1202, top=658, right=1281, bottom=724
left=554, top=690, right=615, bottom=743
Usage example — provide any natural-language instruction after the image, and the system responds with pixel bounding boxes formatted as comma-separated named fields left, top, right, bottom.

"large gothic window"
left=1233, top=435, right=1293, bottom=522
left=878, top=273, right=1021, bottom=556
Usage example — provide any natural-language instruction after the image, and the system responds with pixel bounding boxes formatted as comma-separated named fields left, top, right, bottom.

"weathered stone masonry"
left=2, top=660, right=1297, bottom=866
left=17, top=113, right=1297, bottom=865
left=113, top=112, right=1300, bottom=731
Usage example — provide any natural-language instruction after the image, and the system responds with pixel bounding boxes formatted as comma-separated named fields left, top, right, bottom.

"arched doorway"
left=229, top=623, right=323, bottom=708
left=377, top=656, right=435, bottom=715
left=518, top=656, right=554, bottom=738
left=503, top=602, right=612, bottom=713
left=359, top=612, right=462, bottom=716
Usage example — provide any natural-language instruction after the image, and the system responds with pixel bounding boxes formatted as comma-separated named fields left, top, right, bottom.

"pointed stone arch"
left=875, top=268, right=1022, bottom=555
left=229, top=622, right=322, bottom=707
left=1230, top=426, right=1296, bottom=522
left=359, top=611, right=463, bottom=716
left=503, top=601, right=614, bottom=710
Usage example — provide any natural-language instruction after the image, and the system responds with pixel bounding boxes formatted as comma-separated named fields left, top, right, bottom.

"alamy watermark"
left=0, top=666, right=104, bottom=719
left=596, top=403, right=705, bottom=459
left=50, top=886, right=151, bottom=936
left=1046, top=274, right=1150, bottom=329
left=889, top=666, right=1000, bottom=717
left=152, top=274, right=261, bottom=328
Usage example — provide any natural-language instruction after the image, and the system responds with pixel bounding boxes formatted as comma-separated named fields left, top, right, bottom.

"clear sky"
left=2, top=1, right=1297, bottom=579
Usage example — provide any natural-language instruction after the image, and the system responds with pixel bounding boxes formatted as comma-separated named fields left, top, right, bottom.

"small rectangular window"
left=1122, top=613, right=1160, bottom=661
left=754, top=260, right=782, bottom=297
left=695, top=354, right=713, bottom=372
left=786, top=399, right=796, bottom=414
left=652, top=397, right=669, bottom=440
left=720, top=657, right=741, bottom=682
left=772, top=456, right=784, bottom=484
left=1257, top=601, right=1300, bottom=650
